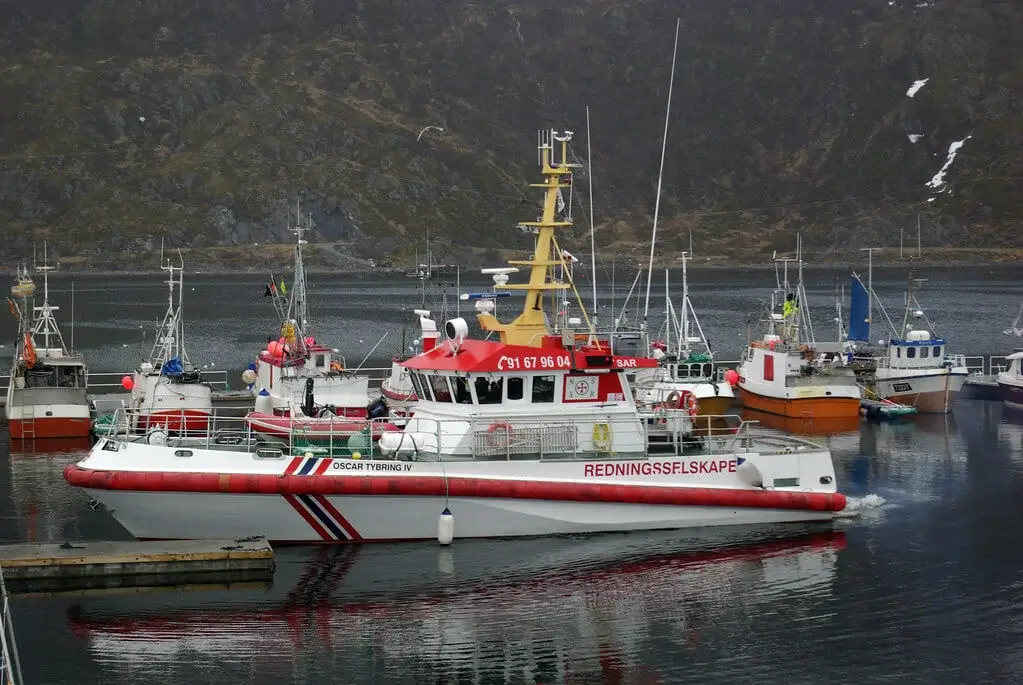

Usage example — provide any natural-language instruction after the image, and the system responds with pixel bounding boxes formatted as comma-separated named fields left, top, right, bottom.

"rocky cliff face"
left=0, top=0, right=1019, bottom=268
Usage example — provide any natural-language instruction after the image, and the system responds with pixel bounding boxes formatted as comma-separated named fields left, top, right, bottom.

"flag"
left=279, top=278, right=287, bottom=295
left=264, top=275, right=277, bottom=297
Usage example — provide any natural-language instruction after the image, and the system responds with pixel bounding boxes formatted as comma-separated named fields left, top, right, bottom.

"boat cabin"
left=883, top=330, right=947, bottom=369
left=384, top=324, right=664, bottom=460
left=15, top=354, right=86, bottom=390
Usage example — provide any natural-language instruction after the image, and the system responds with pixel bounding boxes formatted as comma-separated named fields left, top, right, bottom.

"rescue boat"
left=64, top=129, right=847, bottom=543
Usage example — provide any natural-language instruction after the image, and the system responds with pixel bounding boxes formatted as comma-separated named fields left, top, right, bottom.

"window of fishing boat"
left=703, top=363, right=713, bottom=378
left=313, top=354, right=327, bottom=369
left=920, top=347, right=929, bottom=359
left=506, top=377, right=524, bottom=401
left=474, top=376, right=504, bottom=404
left=532, top=375, right=556, bottom=403
left=906, top=347, right=916, bottom=359
left=410, top=373, right=429, bottom=401
left=428, top=374, right=453, bottom=402
left=933, top=346, right=942, bottom=358
left=451, top=376, right=473, bottom=405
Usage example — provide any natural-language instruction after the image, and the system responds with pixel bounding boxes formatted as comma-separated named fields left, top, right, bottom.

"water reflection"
left=65, top=529, right=844, bottom=683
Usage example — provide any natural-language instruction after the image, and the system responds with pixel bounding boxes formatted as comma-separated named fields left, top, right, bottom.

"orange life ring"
left=685, top=393, right=699, bottom=418
left=330, top=361, right=343, bottom=372
left=664, top=391, right=682, bottom=410
left=485, top=422, right=513, bottom=448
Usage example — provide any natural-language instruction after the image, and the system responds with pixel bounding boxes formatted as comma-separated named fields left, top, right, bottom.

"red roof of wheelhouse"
left=401, top=337, right=659, bottom=374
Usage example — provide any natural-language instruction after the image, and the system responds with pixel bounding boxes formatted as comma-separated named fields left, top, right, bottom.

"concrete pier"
left=0, top=537, right=275, bottom=582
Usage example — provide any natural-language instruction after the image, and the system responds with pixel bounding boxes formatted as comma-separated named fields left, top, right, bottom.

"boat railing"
left=98, top=406, right=824, bottom=462
left=0, top=568, right=24, bottom=685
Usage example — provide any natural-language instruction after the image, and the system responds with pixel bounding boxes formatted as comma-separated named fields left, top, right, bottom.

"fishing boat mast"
left=476, top=130, right=589, bottom=347
left=30, top=244, right=70, bottom=357
left=148, top=250, right=189, bottom=368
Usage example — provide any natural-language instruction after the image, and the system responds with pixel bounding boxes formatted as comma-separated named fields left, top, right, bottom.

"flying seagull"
left=417, top=125, right=444, bottom=142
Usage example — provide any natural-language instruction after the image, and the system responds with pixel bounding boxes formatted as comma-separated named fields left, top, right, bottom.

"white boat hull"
left=874, top=368, right=967, bottom=414
left=81, top=489, right=837, bottom=543
left=67, top=439, right=845, bottom=544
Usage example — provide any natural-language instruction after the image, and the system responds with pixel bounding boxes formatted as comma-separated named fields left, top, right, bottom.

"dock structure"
left=0, top=537, right=274, bottom=586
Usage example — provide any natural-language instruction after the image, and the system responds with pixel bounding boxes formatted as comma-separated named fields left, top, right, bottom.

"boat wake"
left=837, top=493, right=888, bottom=518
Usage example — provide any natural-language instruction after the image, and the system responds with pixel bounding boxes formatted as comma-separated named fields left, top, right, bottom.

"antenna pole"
left=642, top=17, right=680, bottom=334
left=917, top=213, right=921, bottom=258
left=70, top=280, right=75, bottom=351
left=585, top=105, right=598, bottom=329
left=860, top=247, right=880, bottom=328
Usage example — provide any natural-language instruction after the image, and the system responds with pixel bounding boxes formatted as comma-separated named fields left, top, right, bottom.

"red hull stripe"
left=313, top=494, right=363, bottom=541
left=284, top=457, right=304, bottom=475
left=283, top=494, right=333, bottom=541
left=64, top=466, right=847, bottom=512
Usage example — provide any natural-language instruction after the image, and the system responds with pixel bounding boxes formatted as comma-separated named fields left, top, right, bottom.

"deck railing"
left=96, top=404, right=826, bottom=464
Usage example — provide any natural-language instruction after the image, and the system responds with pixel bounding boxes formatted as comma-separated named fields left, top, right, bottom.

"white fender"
left=378, top=431, right=428, bottom=456
left=737, top=459, right=764, bottom=488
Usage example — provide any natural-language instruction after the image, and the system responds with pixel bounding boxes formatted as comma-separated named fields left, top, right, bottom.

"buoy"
left=351, top=451, right=361, bottom=459
left=437, top=507, right=454, bottom=545
left=304, top=451, right=314, bottom=459
left=724, top=369, right=739, bottom=387
left=120, top=375, right=134, bottom=391
left=147, top=428, right=168, bottom=446
left=241, top=369, right=257, bottom=385
left=254, top=388, right=273, bottom=415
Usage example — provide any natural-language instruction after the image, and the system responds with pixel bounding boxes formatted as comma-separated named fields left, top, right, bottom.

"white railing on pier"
left=963, top=355, right=1009, bottom=378
left=0, top=568, right=24, bottom=685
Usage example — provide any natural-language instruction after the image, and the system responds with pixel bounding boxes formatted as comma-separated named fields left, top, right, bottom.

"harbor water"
left=1, top=265, right=1022, bottom=684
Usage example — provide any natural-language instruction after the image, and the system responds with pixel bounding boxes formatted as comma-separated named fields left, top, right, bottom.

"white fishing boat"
left=4, top=253, right=90, bottom=439
left=633, top=254, right=736, bottom=416
left=737, top=246, right=861, bottom=420
left=872, top=270, right=967, bottom=413
left=122, top=252, right=212, bottom=433
left=379, top=309, right=439, bottom=416
left=253, top=208, right=370, bottom=412
left=64, top=128, right=847, bottom=543
left=996, top=350, right=1023, bottom=411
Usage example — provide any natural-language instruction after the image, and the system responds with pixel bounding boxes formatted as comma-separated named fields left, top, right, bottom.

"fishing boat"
left=736, top=246, right=861, bottom=420
left=254, top=209, right=371, bottom=412
left=4, top=254, right=91, bottom=439
left=633, top=254, right=736, bottom=416
left=872, top=270, right=967, bottom=414
left=64, top=128, right=847, bottom=543
left=378, top=309, right=439, bottom=415
left=122, top=253, right=211, bottom=433
left=996, top=350, right=1023, bottom=411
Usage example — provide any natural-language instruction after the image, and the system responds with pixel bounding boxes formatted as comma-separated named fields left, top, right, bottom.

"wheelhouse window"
left=532, top=375, right=556, bottom=403
left=314, top=354, right=326, bottom=368
left=451, top=376, right=473, bottom=404
left=414, top=373, right=433, bottom=401
left=429, top=375, right=452, bottom=402
left=897, top=348, right=902, bottom=358
left=507, top=377, right=524, bottom=400
left=906, top=347, right=916, bottom=359
left=474, top=376, right=504, bottom=404
left=933, top=346, right=942, bottom=358
left=920, top=347, right=929, bottom=359
left=410, top=373, right=426, bottom=400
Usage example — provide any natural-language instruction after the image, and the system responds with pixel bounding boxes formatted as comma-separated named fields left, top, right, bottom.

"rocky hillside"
left=0, top=0, right=1019, bottom=269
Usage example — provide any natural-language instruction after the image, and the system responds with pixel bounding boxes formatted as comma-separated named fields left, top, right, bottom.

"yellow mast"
left=477, top=130, right=580, bottom=347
